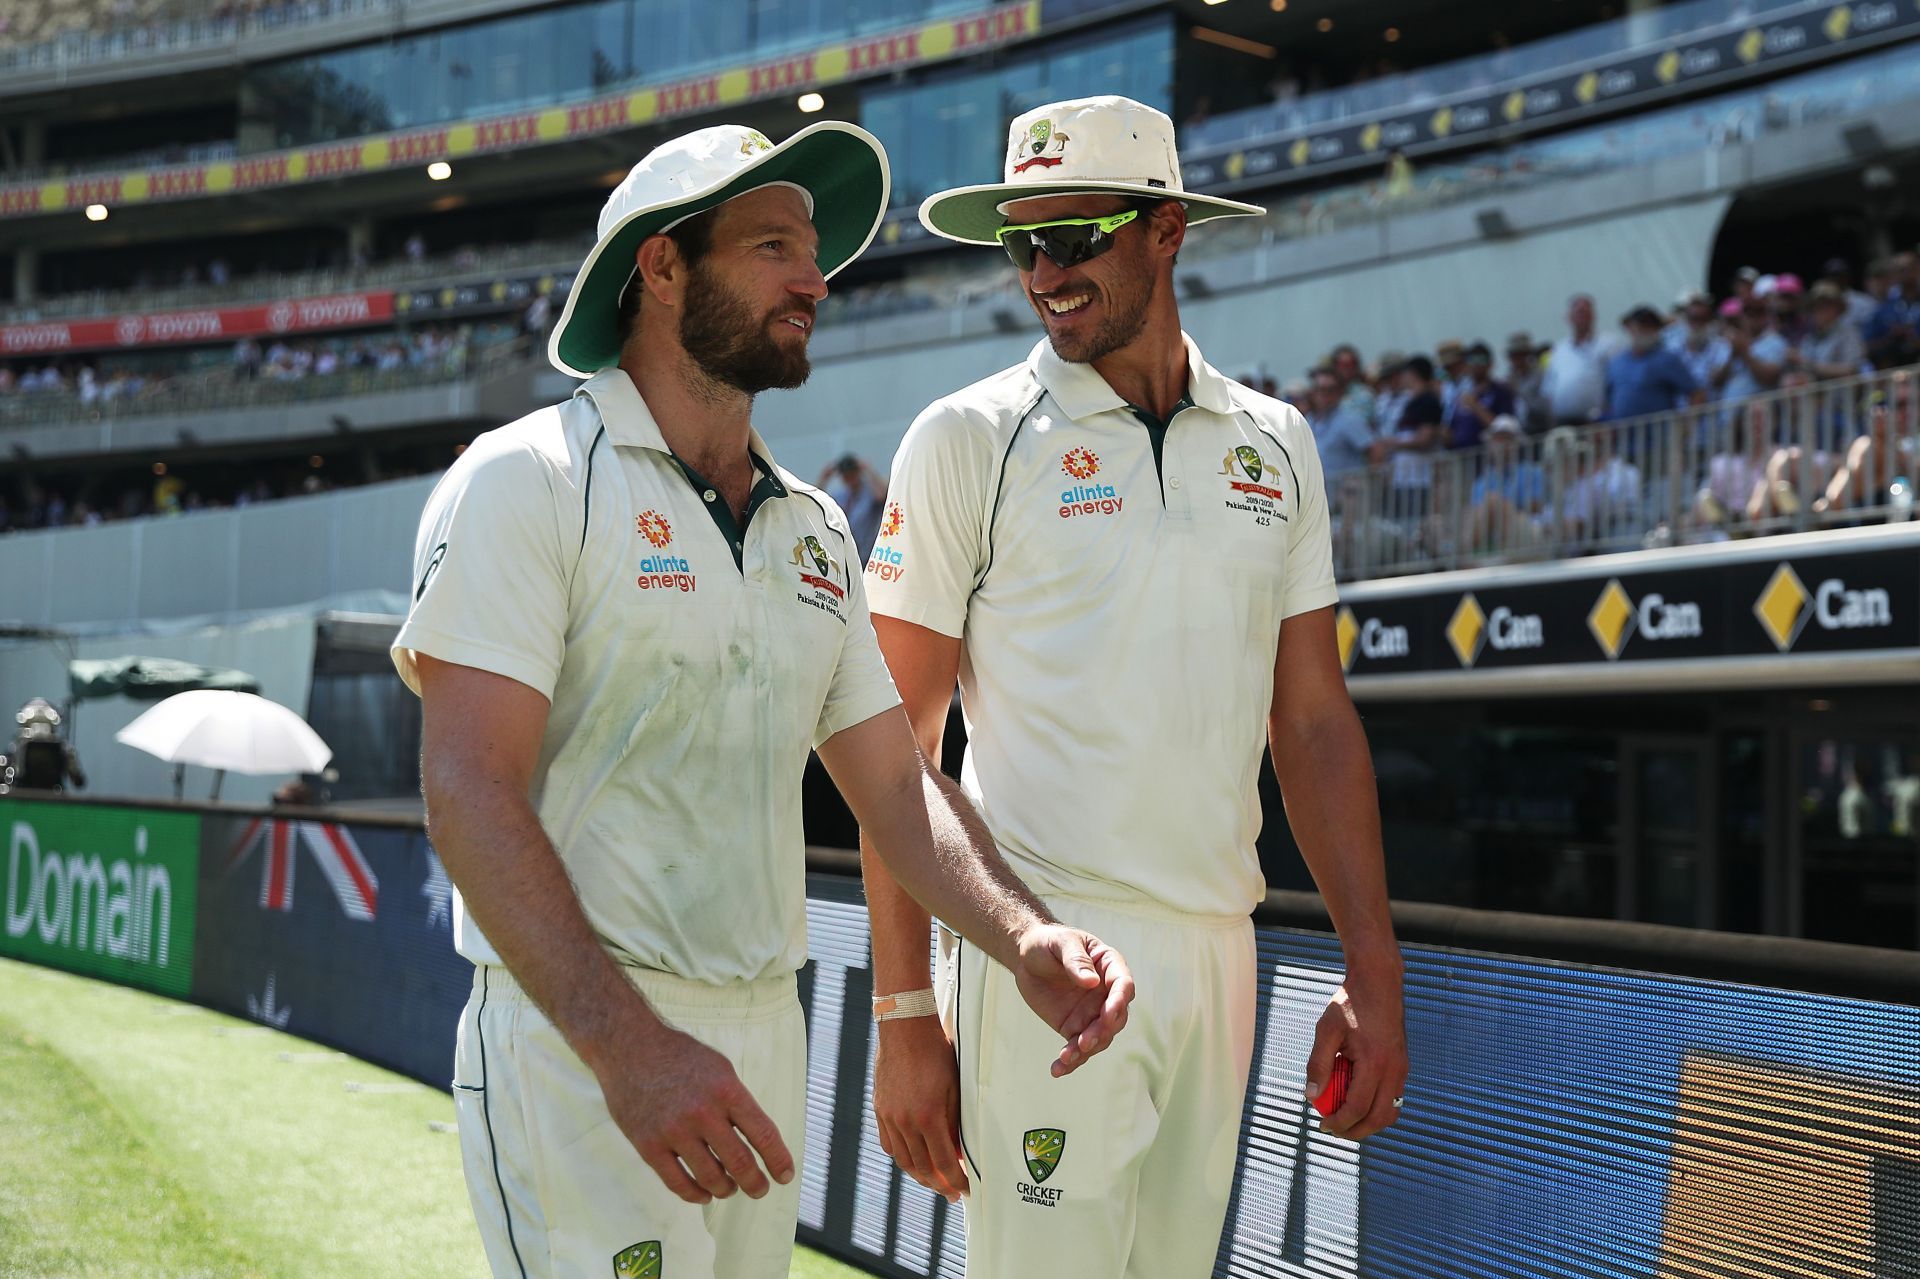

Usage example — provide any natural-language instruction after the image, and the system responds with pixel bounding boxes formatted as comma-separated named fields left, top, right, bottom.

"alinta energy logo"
left=1446, top=592, right=1544, bottom=667
left=635, top=510, right=695, bottom=592
left=1587, top=578, right=1704, bottom=660
left=880, top=502, right=904, bottom=538
left=1753, top=563, right=1893, bottom=652
left=1018, top=1127, right=1066, bottom=1207
left=867, top=504, right=906, bottom=585
left=1059, top=447, right=1122, bottom=519
left=1336, top=605, right=1410, bottom=673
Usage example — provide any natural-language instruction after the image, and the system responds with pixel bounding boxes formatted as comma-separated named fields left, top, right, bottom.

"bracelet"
left=872, top=988, right=937, bottom=1021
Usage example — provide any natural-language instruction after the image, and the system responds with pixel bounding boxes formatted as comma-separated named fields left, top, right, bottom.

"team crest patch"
left=612, top=1240, right=661, bottom=1278
left=636, top=510, right=673, bottom=547
left=1218, top=445, right=1288, bottom=522
left=1014, top=119, right=1070, bottom=173
left=1024, top=1128, right=1064, bottom=1183
left=791, top=534, right=849, bottom=619
left=1018, top=1128, right=1067, bottom=1207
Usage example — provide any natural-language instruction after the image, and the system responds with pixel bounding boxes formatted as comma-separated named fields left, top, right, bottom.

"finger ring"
left=1391, top=1097, right=1404, bottom=1109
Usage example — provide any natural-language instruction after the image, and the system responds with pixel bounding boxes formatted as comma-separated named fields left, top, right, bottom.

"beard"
left=1040, top=254, right=1156, bottom=364
left=678, top=261, right=813, bottom=395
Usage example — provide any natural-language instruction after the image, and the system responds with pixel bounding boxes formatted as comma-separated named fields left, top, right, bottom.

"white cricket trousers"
left=941, top=894, right=1257, bottom=1278
left=451, top=963, right=806, bottom=1279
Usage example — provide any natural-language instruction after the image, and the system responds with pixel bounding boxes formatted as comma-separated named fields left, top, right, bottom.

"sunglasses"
left=997, top=209, right=1139, bottom=271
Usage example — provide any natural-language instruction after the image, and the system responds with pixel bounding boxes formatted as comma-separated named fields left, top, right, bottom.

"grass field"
left=0, top=957, right=866, bottom=1279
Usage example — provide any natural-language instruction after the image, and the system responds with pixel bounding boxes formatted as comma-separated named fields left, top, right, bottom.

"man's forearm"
left=860, top=834, right=935, bottom=995
left=1270, top=705, right=1401, bottom=973
left=426, top=774, right=658, bottom=1073
left=863, top=763, right=1050, bottom=972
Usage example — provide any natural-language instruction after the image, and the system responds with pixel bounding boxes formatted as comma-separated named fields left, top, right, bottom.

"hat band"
left=993, top=178, right=1181, bottom=214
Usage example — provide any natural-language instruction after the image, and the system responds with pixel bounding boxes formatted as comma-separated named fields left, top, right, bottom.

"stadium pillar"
left=12, top=248, right=35, bottom=303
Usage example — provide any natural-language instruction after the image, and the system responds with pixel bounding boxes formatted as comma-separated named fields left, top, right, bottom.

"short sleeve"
left=862, top=400, right=994, bottom=639
left=392, top=437, right=570, bottom=700
left=1279, top=410, right=1340, bottom=620
left=814, top=563, right=904, bottom=748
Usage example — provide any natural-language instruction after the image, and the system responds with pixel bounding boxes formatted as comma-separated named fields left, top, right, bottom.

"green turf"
left=0, top=958, right=869, bottom=1278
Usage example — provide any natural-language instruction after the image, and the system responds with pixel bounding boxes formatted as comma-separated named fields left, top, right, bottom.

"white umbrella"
left=116, top=690, right=332, bottom=799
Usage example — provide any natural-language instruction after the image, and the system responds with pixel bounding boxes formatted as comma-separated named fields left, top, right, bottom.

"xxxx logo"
left=1061, top=447, right=1101, bottom=480
left=612, top=1240, right=661, bottom=1278
left=790, top=535, right=846, bottom=600
left=1219, top=446, right=1285, bottom=501
left=636, top=510, right=673, bottom=547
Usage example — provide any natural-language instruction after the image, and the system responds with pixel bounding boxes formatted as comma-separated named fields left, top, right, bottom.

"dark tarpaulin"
left=68, top=656, right=261, bottom=701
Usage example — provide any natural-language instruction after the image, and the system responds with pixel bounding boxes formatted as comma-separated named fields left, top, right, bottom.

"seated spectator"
left=1446, top=343, right=1513, bottom=450
left=1504, top=332, right=1547, bottom=434
left=1328, top=343, right=1376, bottom=426
left=1562, top=431, right=1644, bottom=547
left=1795, top=283, right=1867, bottom=382
left=1667, top=292, right=1730, bottom=402
left=1606, top=305, right=1699, bottom=420
left=1696, top=400, right=1776, bottom=532
left=1369, top=355, right=1445, bottom=519
left=1819, top=257, right=1877, bottom=334
left=1754, top=371, right=1836, bottom=518
left=1813, top=373, right=1918, bottom=520
left=1303, top=366, right=1376, bottom=476
left=1463, top=415, right=1546, bottom=554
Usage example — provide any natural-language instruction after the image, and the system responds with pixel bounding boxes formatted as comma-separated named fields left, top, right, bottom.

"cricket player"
left=393, top=121, right=1134, bottom=1279
left=860, top=96, right=1409, bottom=1276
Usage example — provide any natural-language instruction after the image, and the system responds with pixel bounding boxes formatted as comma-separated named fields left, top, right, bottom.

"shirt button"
left=1170, top=477, right=1182, bottom=489
left=704, top=489, right=717, bottom=502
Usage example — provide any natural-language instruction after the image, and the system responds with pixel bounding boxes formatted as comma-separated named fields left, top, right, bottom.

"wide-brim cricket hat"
left=549, top=120, right=889, bottom=378
left=918, top=95, right=1264, bottom=246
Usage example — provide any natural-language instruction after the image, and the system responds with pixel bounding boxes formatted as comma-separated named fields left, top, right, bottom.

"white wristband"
left=872, top=988, right=937, bottom=1021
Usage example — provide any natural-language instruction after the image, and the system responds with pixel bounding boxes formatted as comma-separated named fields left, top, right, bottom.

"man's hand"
left=873, top=1016, right=968, bottom=1202
left=1302, top=969, right=1408, bottom=1142
left=595, top=1022, right=795, bottom=1205
left=1010, top=924, right=1135, bottom=1078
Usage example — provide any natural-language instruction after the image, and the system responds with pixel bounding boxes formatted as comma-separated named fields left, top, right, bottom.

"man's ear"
left=1149, top=200, right=1188, bottom=260
left=635, top=234, right=687, bottom=308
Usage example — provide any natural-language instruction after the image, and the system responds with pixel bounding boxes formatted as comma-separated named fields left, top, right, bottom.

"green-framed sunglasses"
left=996, top=209, right=1139, bottom=271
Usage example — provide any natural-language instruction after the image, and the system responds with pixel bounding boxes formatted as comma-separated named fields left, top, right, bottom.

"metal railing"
left=0, top=0, right=396, bottom=77
left=1331, top=367, right=1920, bottom=581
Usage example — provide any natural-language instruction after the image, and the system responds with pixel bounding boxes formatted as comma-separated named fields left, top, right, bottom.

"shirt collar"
left=1029, top=331, right=1237, bottom=423
left=575, top=367, right=786, bottom=493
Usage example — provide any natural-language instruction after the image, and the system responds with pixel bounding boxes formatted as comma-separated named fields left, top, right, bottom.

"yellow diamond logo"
left=1576, top=72, right=1598, bottom=105
left=1447, top=594, right=1487, bottom=668
left=1289, top=138, right=1311, bottom=167
left=1824, top=5, right=1850, bottom=42
left=1431, top=106, right=1453, bottom=137
left=1225, top=150, right=1246, bottom=181
left=1755, top=564, right=1811, bottom=651
left=1360, top=122, right=1382, bottom=152
left=1738, top=28, right=1764, bottom=62
left=1588, top=579, right=1636, bottom=660
left=1503, top=90, right=1526, bottom=122
left=1336, top=606, right=1360, bottom=673
left=1656, top=50, right=1681, bottom=83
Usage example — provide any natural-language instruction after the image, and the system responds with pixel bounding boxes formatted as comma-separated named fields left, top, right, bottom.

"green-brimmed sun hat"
left=548, top=120, right=889, bottom=378
left=918, top=95, right=1264, bottom=247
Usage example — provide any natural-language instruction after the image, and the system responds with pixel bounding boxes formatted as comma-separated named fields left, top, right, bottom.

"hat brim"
left=549, top=121, right=890, bottom=379
left=917, top=179, right=1264, bottom=246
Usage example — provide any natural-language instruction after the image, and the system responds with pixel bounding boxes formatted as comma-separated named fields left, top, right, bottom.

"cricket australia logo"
left=1219, top=444, right=1288, bottom=523
left=612, top=1239, right=661, bottom=1278
left=791, top=534, right=849, bottom=621
left=1013, top=119, right=1070, bottom=173
left=1018, top=1128, right=1066, bottom=1206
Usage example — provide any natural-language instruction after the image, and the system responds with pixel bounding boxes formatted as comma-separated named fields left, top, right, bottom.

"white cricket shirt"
left=865, top=336, right=1337, bottom=919
left=394, top=369, right=900, bottom=983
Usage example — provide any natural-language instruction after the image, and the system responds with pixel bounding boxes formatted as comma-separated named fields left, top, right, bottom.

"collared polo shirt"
left=864, top=336, right=1337, bottom=920
left=393, top=369, right=900, bottom=983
